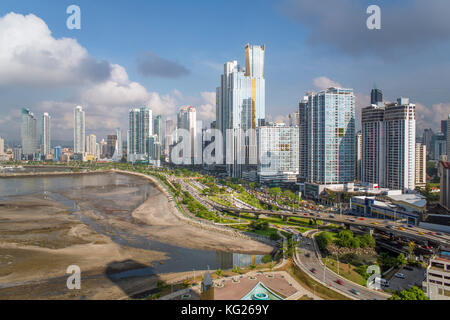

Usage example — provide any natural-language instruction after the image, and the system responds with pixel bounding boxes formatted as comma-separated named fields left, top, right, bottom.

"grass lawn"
left=234, top=192, right=267, bottom=210
left=208, top=195, right=232, bottom=207
left=322, top=257, right=366, bottom=286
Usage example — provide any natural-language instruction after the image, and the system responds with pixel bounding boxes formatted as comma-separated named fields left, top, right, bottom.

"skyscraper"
left=0, top=137, right=4, bottom=155
left=306, top=88, right=356, bottom=184
left=86, top=134, right=97, bottom=156
left=371, top=86, right=383, bottom=105
left=164, top=119, right=176, bottom=156
left=361, top=104, right=386, bottom=186
left=422, top=128, right=434, bottom=155
left=257, top=123, right=299, bottom=184
left=106, top=135, right=117, bottom=158
left=176, top=106, right=197, bottom=162
left=21, top=108, right=37, bottom=159
left=41, top=112, right=51, bottom=156
left=447, top=114, right=450, bottom=158
left=73, top=106, right=85, bottom=154
left=356, top=131, right=362, bottom=182
left=415, top=143, right=427, bottom=188
left=298, top=97, right=308, bottom=181
left=216, top=44, right=266, bottom=177
left=153, top=115, right=162, bottom=142
left=128, top=107, right=152, bottom=161
left=384, top=98, right=416, bottom=191
left=112, top=128, right=123, bottom=162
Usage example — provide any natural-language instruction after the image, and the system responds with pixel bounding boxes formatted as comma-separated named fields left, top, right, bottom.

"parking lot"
left=388, top=266, right=425, bottom=292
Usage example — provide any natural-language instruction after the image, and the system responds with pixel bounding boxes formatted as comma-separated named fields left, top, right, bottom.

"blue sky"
left=0, top=0, right=449, bottom=142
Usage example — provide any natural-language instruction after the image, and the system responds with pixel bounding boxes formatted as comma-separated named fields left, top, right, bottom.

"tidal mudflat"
left=0, top=172, right=272, bottom=299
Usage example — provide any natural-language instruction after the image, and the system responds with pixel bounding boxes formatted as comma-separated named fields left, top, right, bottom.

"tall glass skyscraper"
left=73, top=106, right=85, bottom=154
left=216, top=44, right=266, bottom=177
left=153, top=115, right=162, bottom=142
left=371, top=86, right=383, bottom=105
left=21, top=108, right=37, bottom=158
left=41, top=112, right=51, bottom=156
left=306, top=88, right=356, bottom=184
left=128, top=107, right=152, bottom=161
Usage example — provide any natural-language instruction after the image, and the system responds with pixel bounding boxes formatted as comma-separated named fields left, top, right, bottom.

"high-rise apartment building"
left=384, top=98, right=416, bottom=191
left=73, top=106, right=85, bottom=154
left=423, top=246, right=450, bottom=300
left=112, top=128, right=123, bottom=162
left=164, top=119, right=176, bottom=156
left=41, top=112, right=51, bottom=156
left=423, top=128, right=434, bottom=156
left=106, top=135, right=117, bottom=158
left=361, top=97, right=416, bottom=192
left=370, top=86, right=383, bottom=105
left=128, top=107, right=152, bottom=161
left=361, top=104, right=386, bottom=186
left=216, top=44, right=266, bottom=177
left=306, top=88, right=356, bottom=184
left=153, top=115, right=162, bottom=142
left=176, top=106, right=197, bottom=162
left=440, top=161, right=450, bottom=212
left=86, top=134, right=97, bottom=156
left=298, top=97, right=308, bottom=181
left=356, top=131, right=362, bottom=182
left=257, top=123, right=299, bottom=184
left=21, top=108, right=37, bottom=159
left=447, top=114, right=450, bottom=158
left=0, top=137, right=4, bottom=154
left=415, top=143, right=427, bottom=188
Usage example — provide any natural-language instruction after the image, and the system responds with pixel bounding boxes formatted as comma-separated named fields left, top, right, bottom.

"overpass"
left=207, top=201, right=450, bottom=248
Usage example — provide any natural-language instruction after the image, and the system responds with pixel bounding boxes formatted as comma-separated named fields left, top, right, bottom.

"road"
left=294, top=231, right=390, bottom=300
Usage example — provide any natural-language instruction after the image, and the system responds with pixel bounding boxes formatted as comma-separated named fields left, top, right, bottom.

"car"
left=311, top=268, right=317, bottom=274
left=398, top=227, right=406, bottom=231
left=359, top=217, right=365, bottom=221
left=418, top=231, right=425, bottom=235
left=371, top=222, right=379, bottom=225
left=395, top=273, right=405, bottom=279
left=436, top=232, right=443, bottom=236
left=329, top=214, right=335, bottom=218
left=350, top=288, right=360, bottom=296
left=350, top=219, right=356, bottom=222
left=408, top=224, right=414, bottom=228
left=387, top=225, right=394, bottom=229
left=429, top=232, right=436, bottom=236
left=305, top=253, right=311, bottom=258
left=336, top=279, right=344, bottom=285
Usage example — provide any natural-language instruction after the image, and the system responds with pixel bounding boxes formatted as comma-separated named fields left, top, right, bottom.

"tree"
left=359, top=234, right=376, bottom=248
left=316, top=232, right=333, bottom=251
left=216, top=269, right=223, bottom=277
left=397, top=253, right=407, bottom=266
left=408, top=241, right=415, bottom=258
left=389, top=286, right=428, bottom=300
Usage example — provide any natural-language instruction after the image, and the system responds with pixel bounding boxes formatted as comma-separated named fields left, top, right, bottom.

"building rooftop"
left=387, top=194, right=427, bottom=208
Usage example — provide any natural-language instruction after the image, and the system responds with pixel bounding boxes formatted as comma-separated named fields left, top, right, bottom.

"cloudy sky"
left=0, top=0, right=449, bottom=144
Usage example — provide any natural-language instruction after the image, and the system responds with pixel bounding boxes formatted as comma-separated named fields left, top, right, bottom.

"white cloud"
left=416, top=102, right=450, bottom=133
left=313, top=76, right=341, bottom=90
left=0, top=12, right=111, bottom=88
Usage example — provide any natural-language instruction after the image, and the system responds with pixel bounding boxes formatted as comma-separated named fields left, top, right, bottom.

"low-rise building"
left=422, top=246, right=450, bottom=300
left=350, top=193, right=426, bottom=225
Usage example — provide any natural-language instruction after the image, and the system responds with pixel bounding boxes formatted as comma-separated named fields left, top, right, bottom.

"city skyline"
left=1, top=1, right=450, bottom=142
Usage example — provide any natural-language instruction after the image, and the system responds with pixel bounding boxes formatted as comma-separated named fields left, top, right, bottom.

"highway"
left=294, top=230, right=390, bottom=300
